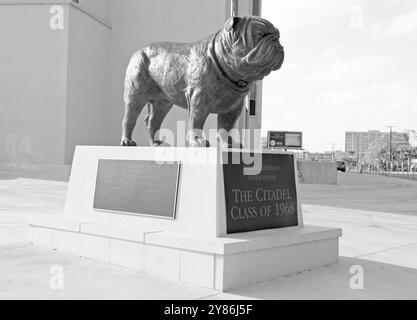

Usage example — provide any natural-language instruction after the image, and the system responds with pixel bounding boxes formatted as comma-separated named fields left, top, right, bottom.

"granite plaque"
left=223, top=152, right=299, bottom=234
left=93, top=160, right=180, bottom=218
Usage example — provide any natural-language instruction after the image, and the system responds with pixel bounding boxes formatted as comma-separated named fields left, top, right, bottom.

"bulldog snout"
left=274, top=28, right=280, bottom=38
left=276, top=40, right=284, bottom=51
left=273, top=28, right=283, bottom=50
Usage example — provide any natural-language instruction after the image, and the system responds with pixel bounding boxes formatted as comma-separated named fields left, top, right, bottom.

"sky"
left=261, top=0, right=417, bottom=152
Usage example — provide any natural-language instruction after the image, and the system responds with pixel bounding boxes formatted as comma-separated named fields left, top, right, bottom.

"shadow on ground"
left=216, top=256, right=417, bottom=300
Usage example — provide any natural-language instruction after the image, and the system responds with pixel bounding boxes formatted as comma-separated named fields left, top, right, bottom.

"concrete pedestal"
left=29, top=146, right=342, bottom=291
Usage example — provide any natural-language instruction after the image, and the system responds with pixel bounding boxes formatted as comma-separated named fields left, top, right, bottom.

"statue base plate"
left=29, top=216, right=340, bottom=291
left=28, top=146, right=341, bottom=291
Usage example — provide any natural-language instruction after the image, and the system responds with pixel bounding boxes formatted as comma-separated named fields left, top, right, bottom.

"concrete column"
left=231, top=0, right=263, bottom=149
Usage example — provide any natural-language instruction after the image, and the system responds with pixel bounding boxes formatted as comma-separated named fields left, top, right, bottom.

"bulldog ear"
left=225, top=17, right=242, bottom=32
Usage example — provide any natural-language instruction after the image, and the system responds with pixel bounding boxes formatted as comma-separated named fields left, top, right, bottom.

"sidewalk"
left=1, top=173, right=417, bottom=299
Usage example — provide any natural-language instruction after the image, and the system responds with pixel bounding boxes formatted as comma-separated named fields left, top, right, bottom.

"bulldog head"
left=216, top=16, right=284, bottom=83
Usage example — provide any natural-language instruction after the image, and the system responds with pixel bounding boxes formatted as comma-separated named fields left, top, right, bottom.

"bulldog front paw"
left=227, top=141, right=243, bottom=149
left=121, top=139, right=137, bottom=147
left=153, top=140, right=171, bottom=147
left=218, top=136, right=243, bottom=149
left=189, top=137, right=210, bottom=148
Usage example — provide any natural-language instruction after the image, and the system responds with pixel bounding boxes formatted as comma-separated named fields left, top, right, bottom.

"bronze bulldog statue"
left=121, top=16, right=284, bottom=148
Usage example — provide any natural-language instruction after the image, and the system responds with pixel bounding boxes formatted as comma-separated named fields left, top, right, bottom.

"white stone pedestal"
left=29, top=147, right=342, bottom=292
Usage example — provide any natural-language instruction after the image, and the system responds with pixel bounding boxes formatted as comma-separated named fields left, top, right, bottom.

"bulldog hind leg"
left=186, top=93, right=211, bottom=147
left=145, top=100, right=173, bottom=147
left=121, top=50, right=151, bottom=147
left=121, top=93, right=148, bottom=147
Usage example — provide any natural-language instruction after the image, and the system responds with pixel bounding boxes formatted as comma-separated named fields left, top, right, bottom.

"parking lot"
left=301, top=172, right=417, bottom=215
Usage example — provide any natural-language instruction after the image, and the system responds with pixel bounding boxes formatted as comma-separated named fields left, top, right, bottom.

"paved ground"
left=0, top=172, right=416, bottom=299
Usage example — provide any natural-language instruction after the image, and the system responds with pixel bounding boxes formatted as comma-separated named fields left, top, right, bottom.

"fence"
left=359, top=168, right=417, bottom=181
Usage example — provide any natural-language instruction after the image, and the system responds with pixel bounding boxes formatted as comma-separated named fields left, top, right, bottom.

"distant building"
left=345, top=131, right=384, bottom=154
left=345, top=130, right=409, bottom=154
left=409, top=131, right=417, bottom=148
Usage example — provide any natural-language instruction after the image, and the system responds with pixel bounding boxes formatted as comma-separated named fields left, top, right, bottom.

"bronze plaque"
left=223, top=152, right=299, bottom=234
left=93, top=160, right=180, bottom=218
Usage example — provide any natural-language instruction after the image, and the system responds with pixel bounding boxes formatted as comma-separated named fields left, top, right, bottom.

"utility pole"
left=386, top=125, right=396, bottom=171
left=356, top=134, right=360, bottom=171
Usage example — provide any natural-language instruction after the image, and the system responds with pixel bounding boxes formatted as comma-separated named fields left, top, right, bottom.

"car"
left=337, top=161, right=346, bottom=172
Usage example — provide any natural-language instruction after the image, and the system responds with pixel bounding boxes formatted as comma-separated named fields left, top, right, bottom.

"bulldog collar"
left=209, top=32, right=251, bottom=93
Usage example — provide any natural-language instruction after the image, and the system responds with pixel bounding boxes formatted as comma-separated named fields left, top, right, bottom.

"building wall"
left=105, top=0, right=229, bottom=147
left=0, top=3, right=69, bottom=170
left=65, top=4, right=110, bottom=164
left=76, top=0, right=109, bottom=20
left=0, top=0, right=254, bottom=172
